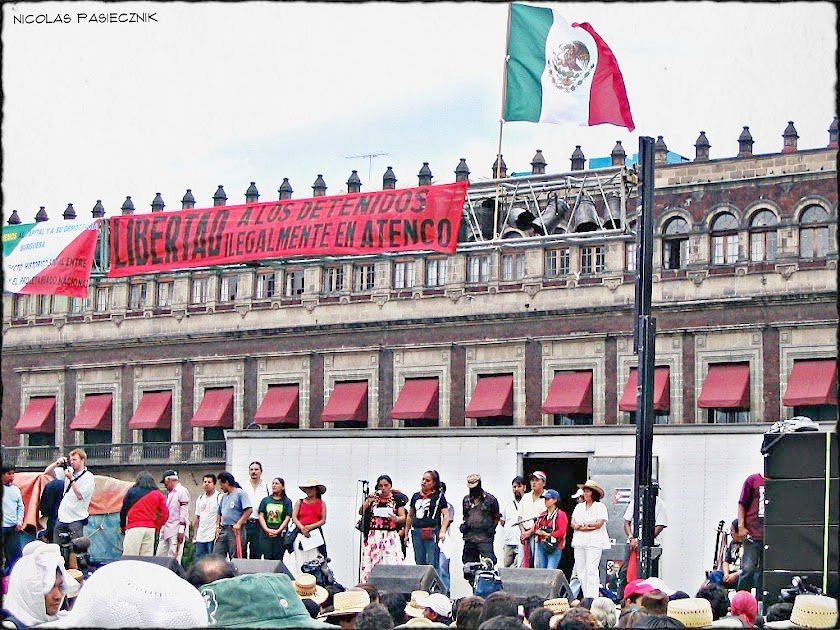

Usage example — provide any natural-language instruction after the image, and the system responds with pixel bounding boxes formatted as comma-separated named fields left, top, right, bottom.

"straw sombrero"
left=667, top=597, right=714, bottom=628
left=543, top=598, right=570, bottom=615
left=319, top=589, right=369, bottom=619
left=765, top=594, right=838, bottom=629
left=299, top=477, right=327, bottom=494
left=582, top=479, right=605, bottom=500
left=293, top=573, right=328, bottom=605
left=405, top=590, right=430, bottom=617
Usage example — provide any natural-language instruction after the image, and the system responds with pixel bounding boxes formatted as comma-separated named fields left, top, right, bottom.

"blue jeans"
left=439, top=553, right=451, bottom=594
left=2, top=526, right=22, bottom=575
left=534, top=541, right=562, bottom=569
left=194, top=541, right=214, bottom=560
left=411, top=528, right=440, bottom=572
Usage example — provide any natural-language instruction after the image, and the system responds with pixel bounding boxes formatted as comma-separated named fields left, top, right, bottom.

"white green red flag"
left=3, top=219, right=100, bottom=297
left=503, top=3, right=634, bottom=131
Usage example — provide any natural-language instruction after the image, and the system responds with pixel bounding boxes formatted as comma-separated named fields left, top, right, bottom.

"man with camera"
left=461, top=473, right=500, bottom=566
left=44, top=449, right=95, bottom=545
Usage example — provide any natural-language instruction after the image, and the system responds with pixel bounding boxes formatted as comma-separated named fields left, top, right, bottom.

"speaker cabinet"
left=763, top=431, right=838, bottom=480
left=762, top=570, right=839, bottom=607
left=231, top=558, right=293, bottom=578
left=368, top=564, right=443, bottom=595
left=120, top=555, right=186, bottom=579
left=764, top=524, right=839, bottom=571
left=498, top=568, right=573, bottom=601
left=764, top=479, right=839, bottom=526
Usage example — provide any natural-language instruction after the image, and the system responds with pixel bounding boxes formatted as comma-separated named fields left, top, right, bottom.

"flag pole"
left=494, top=3, right=513, bottom=240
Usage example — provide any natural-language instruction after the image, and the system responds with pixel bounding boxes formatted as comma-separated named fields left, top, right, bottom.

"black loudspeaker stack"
left=231, top=558, right=294, bottom=578
left=368, top=564, right=443, bottom=595
left=497, top=568, right=573, bottom=601
left=762, top=431, right=838, bottom=606
left=120, top=555, right=187, bottom=579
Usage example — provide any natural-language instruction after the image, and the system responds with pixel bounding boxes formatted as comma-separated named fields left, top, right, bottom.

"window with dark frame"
left=354, top=264, right=375, bottom=291
left=749, top=210, right=778, bottom=262
left=545, top=248, right=570, bottom=277
left=218, top=275, right=239, bottom=302
left=190, top=278, right=208, bottom=304
left=662, top=217, right=689, bottom=270
left=799, top=205, right=831, bottom=259
left=323, top=267, right=345, bottom=294
left=254, top=272, right=277, bottom=299
left=129, top=283, right=148, bottom=309
left=156, top=281, right=174, bottom=307
left=285, top=270, right=304, bottom=296
left=580, top=245, right=605, bottom=274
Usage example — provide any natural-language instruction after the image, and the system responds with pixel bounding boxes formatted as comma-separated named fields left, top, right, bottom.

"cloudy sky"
left=2, top=2, right=836, bottom=223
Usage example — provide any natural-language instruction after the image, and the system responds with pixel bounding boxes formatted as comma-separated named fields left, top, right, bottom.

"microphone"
left=358, top=480, right=369, bottom=483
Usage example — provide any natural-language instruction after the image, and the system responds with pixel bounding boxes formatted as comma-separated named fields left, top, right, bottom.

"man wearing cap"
left=517, top=470, right=547, bottom=568
left=461, top=474, right=501, bottom=567
left=500, top=475, right=526, bottom=567
left=214, top=471, right=253, bottom=560
left=157, top=469, right=191, bottom=562
left=418, top=592, right=453, bottom=625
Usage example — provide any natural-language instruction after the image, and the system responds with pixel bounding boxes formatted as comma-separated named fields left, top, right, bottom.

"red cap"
left=623, top=579, right=655, bottom=600
left=730, top=590, right=758, bottom=624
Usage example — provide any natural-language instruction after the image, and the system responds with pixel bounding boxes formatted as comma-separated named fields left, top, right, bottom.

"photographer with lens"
left=44, top=450, right=95, bottom=547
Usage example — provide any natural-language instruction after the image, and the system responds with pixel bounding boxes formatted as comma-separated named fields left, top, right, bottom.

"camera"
left=462, top=556, right=495, bottom=584
left=779, top=576, right=822, bottom=603
left=56, top=533, right=91, bottom=574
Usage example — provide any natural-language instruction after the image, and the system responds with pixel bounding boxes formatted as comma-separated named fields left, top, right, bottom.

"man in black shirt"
left=461, top=474, right=500, bottom=565
left=39, top=477, right=65, bottom=543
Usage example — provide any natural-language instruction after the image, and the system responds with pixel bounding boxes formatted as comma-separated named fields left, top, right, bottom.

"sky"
left=2, top=2, right=836, bottom=224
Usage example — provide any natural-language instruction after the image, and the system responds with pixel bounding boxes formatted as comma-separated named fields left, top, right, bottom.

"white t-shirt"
left=501, top=498, right=522, bottom=545
left=244, top=480, right=269, bottom=519
left=517, top=492, right=546, bottom=529
left=195, top=491, right=222, bottom=543
left=622, top=496, right=668, bottom=543
left=56, top=466, right=95, bottom=524
left=571, top=501, right=611, bottom=549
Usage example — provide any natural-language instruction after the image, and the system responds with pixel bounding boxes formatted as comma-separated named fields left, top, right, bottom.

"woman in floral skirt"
left=358, top=474, right=407, bottom=583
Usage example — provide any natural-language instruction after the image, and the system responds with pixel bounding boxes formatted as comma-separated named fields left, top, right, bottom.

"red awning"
left=466, top=375, right=513, bottom=418
left=322, top=381, right=368, bottom=423
left=392, top=378, right=439, bottom=420
left=15, top=397, right=56, bottom=433
left=541, top=371, right=593, bottom=415
left=619, top=367, right=671, bottom=412
left=783, top=359, right=838, bottom=407
left=69, top=394, right=113, bottom=430
left=128, top=391, right=172, bottom=430
left=254, top=385, right=299, bottom=425
left=190, top=388, right=234, bottom=428
left=698, top=364, right=750, bottom=408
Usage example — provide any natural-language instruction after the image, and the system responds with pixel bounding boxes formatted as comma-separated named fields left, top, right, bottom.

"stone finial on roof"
left=213, top=185, right=227, bottom=206
left=694, top=131, right=710, bottom=162
left=611, top=141, right=626, bottom=166
left=92, top=200, right=105, bottom=218
left=347, top=170, right=361, bottom=194
left=454, top=159, right=470, bottom=183
left=418, top=162, right=433, bottom=186
left=383, top=167, right=397, bottom=189
left=121, top=196, right=135, bottom=215
left=312, top=174, right=327, bottom=197
left=531, top=150, right=547, bottom=175
left=278, top=178, right=293, bottom=200
left=654, top=136, right=668, bottom=165
left=151, top=193, right=165, bottom=212
left=63, top=203, right=77, bottom=220
left=245, top=182, right=259, bottom=203
left=491, top=155, right=507, bottom=179
left=829, top=115, right=839, bottom=149
left=181, top=189, right=196, bottom=209
left=8, top=210, right=21, bottom=225
left=781, top=121, right=798, bottom=154
left=570, top=145, right=585, bottom=171
left=35, top=206, right=49, bottom=222
left=737, top=126, right=754, bottom=158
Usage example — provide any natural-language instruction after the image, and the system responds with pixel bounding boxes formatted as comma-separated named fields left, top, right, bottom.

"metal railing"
left=1, top=441, right=226, bottom=468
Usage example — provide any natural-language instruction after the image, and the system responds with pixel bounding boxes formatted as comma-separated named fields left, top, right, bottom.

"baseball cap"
left=530, top=470, right=547, bottom=482
left=542, top=489, right=560, bottom=501
left=466, top=474, right=481, bottom=488
left=571, top=488, right=584, bottom=499
left=623, top=578, right=656, bottom=600
left=417, top=593, right=452, bottom=618
left=160, top=469, right=178, bottom=483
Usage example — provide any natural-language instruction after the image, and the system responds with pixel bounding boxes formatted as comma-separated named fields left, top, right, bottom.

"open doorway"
left=522, top=455, right=588, bottom=580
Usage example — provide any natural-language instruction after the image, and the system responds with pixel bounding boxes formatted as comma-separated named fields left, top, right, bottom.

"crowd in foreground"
left=1, top=539, right=838, bottom=629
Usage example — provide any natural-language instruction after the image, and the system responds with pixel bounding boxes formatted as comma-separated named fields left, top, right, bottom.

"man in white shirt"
left=243, top=461, right=269, bottom=559
left=499, top=475, right=526, bottom=567
left=517, top=470, right=547, bottom=568
left=193, top=473, right=221, bottom=561
left=623, top=492, right=668, bottom=577
left=44, top=449, right=96, bottom=544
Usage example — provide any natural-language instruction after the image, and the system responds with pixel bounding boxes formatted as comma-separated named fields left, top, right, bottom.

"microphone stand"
left=357, top=480, right=370, bottom=583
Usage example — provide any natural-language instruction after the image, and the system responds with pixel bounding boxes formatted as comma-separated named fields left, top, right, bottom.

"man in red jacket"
left=120, top=471, right=169, bottom=556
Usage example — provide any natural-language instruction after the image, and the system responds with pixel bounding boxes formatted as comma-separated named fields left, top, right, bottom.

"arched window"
left=749, top=210, right=778, bottom=262
left=799, top=205, right=830, bottom=259
left=710, top=212, right=739, bottom=264
left=662, top=217, right=689, bottom=270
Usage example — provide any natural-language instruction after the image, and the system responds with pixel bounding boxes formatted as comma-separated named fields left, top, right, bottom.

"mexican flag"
left=3, top=219, right=100, bottom=297
left=503, top=3, right=634, bottom=131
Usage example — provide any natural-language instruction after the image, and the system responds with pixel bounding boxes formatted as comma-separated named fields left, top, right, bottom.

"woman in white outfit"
left=570, top=479, right=610, bottom=599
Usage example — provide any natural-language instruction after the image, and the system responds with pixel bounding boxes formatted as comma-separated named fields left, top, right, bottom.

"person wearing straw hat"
left=294, top=573, right=329, bottom=607
left=667, top=597, right=715, bottom=628
left=319, top=589, right=371, bottom=628
left=764, top=594, right=838, bottom=629
left=292, top=477, right=328, bottom=574
left=570, top=479, right=610, bottom=599
left=405, top=591, right=431, bottom=619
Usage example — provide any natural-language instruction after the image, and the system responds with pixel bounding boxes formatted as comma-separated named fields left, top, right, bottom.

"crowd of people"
left=2, top=451, right=838, bottom=629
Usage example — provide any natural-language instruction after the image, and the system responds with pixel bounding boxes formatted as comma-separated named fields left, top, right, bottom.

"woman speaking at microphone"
left=358, top=474, right=407, bottom=583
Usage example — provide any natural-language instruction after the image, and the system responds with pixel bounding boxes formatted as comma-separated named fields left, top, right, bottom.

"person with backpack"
left=533, top=489, right=568, bottom=569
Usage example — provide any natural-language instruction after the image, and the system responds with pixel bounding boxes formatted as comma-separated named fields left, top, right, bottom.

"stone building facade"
left=2, top=121, right=837, bottom=480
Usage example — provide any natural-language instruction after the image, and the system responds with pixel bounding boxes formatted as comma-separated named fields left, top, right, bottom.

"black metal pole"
left=633, top=137, right=658, bottom=578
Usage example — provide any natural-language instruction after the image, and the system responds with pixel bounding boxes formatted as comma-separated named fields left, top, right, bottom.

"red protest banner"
left=107, top=182, right=467, bottom=278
